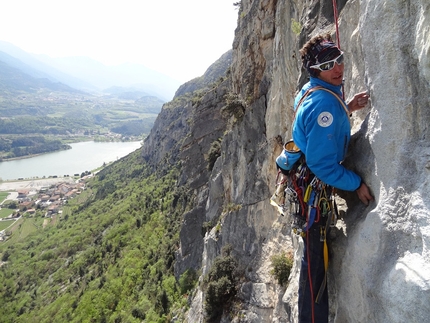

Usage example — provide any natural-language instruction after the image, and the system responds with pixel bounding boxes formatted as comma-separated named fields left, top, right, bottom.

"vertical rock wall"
left=331, top=1, right=430, bottom=322
left=184, top=0, right=430, bottom=322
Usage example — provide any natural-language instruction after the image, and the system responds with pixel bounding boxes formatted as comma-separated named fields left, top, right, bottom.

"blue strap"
left=306, top=190, right=317, bottom=230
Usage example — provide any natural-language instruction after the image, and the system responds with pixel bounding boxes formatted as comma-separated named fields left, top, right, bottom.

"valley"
left=0, top=89, right=162, bottom=160
left=0, top=42, right=169, bottom=161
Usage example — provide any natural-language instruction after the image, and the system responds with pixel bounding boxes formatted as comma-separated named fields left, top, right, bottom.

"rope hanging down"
left=332, top=0, right=341, bottom=49
left=332, top=0, right=344, bottom=100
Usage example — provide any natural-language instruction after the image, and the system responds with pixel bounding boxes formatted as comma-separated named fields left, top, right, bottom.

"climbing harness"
left=272, top=87, right=342, bottom=236
left=271, top=85, right=349, bottom=221
left=284, top=159, right=338, bottom=237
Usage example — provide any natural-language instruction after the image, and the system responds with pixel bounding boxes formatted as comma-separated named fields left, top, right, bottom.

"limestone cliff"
left=143, top=0, right=430, bottom=322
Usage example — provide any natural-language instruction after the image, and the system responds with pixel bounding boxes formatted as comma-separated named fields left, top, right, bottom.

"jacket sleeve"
left=302, top=96, right=361, bottom=191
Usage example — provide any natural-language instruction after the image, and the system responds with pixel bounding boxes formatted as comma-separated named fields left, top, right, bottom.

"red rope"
left=332, top=0, right=341, bottom=49
left=305, top=6, right=342, bottom=321
left=332, top=0, right=345, bottom=99
left=307, top=225, right=316, bottom=323
left=306, top=7, right=342, bottom=323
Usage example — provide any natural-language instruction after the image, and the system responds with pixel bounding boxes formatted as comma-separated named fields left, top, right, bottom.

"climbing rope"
left=332, top=0, right=341, bottom=49
left=332, top=0, right=345, bottom=101
left=310, top=3, right=343, bottom=321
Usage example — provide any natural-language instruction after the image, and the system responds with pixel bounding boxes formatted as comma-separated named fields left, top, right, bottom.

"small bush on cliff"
left=207, top=138, right=222, bottom=171
left=270, top=251, right=294, bottom=286
left=291, top=18, right=302, bottom=35
left=204, top=245, right=238, bottom=322
left=221, top=92, right=246, bottom=122
left=179, top=268, right=198, bottom=295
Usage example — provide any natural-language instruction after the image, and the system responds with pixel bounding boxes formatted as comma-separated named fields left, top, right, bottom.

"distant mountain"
left=0, top=59, right=81, bottom=94
left=103, top=86, right=151, bottom=100
left=34, top=55, right=180, bottom=101
left=0, top=41, right=96, bottom=91
left=0, top=40, right=181, bottom=101
left=0, top=51, right=59, bottom=81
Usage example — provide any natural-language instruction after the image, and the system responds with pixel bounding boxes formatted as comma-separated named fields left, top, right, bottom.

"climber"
left=292, top=33, right=373, bottom=323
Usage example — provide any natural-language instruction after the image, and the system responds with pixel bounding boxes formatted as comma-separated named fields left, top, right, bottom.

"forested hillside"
left=0, top=148, right=195, bottom=322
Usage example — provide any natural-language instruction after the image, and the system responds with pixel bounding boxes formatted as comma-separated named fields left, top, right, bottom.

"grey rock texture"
left=143, top=0, right=430, bottom=322
left=175, top=50, right=233, bottom=97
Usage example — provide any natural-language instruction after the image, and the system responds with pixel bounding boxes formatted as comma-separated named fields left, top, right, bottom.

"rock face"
left=175, top=51, right=233, bottom=97
left=144, top=0, right=430, bottom=322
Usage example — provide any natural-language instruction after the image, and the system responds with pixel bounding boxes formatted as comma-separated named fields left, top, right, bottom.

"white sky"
left=0, top=0, right=239, bottom=83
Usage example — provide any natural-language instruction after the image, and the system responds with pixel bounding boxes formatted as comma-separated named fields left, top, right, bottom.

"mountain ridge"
left=0, top=40, right=180, bottom=100
left=0, top=58, right=81, bottom=95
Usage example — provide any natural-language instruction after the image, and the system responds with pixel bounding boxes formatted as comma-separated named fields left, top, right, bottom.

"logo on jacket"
left=317, top=112, right=333, bottom=127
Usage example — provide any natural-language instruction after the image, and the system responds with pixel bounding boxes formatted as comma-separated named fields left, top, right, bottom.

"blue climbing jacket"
left=292, top=77, right=361, bottom=191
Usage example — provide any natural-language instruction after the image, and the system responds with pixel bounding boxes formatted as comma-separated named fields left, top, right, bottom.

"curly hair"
left=300, top=33, right=336, bottom=77
left=299, top=33, right=333, bottom=59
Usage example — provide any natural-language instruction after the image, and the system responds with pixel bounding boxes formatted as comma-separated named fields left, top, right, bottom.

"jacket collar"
left=309, top=77, right=343, bottom=97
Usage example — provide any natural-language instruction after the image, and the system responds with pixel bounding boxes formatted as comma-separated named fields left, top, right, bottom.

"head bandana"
left=304, top=40, right=341, bottom=77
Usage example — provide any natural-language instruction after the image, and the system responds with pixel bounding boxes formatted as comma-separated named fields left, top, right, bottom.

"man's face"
left=318, top=59, right=344, bottom=86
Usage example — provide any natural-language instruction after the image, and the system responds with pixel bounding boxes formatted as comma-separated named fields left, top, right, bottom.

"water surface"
left=0, top=141, right=142, bottom=181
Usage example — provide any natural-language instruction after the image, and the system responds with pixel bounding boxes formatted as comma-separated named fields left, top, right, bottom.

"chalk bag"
left=276, top=140, right=302, bottom=172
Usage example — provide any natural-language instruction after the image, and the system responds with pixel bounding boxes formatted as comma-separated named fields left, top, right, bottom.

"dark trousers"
left=298, top=225, right=329, bottom=323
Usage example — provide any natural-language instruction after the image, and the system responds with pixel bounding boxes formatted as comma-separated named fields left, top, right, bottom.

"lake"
left=0, top=141, right=142, bottom=181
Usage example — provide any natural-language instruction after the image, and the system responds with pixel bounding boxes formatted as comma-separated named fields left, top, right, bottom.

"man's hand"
left=356, top=182, right=374, bottom=205
left=348, top=91, right=369, bottom=113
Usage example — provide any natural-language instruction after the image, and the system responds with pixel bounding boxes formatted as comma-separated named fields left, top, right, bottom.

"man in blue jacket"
left=292, top=33, right=373, bottom=322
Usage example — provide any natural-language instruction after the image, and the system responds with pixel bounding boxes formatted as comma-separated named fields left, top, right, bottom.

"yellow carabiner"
left=303, top=184, right=312, bottom=203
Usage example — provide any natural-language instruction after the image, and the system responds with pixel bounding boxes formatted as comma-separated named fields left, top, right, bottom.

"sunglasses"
left=310, top=52, right=344, bottom=71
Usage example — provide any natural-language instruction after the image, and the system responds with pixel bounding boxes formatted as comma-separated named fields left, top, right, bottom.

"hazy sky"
left=0, top=0, right=238, bottom=83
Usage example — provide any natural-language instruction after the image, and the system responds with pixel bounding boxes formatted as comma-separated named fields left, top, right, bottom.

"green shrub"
left=207, top=139, right=222, bottom=171
left=202, top=220, right=214, bottom=234
left=1, top=250, right=10, bottom=262
left=223, top=203, right=242, bottom=213
left=291, top=18, right=302, bottom=35
left=270, top=251, right=294, bottom=286
left=204, top=247, right=238, bottom=321
left=179, top=268, right=198, bottom=295
left=221, top=93, right=246, bottom=122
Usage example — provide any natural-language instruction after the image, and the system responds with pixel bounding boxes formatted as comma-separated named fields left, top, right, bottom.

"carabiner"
left=310, top=176, right=318, bottom=187
left=285, top=186, right=297, bottom=198
left=303, top=184, right=312, bottom=203
left=318, top=197, right=330, bottom=216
